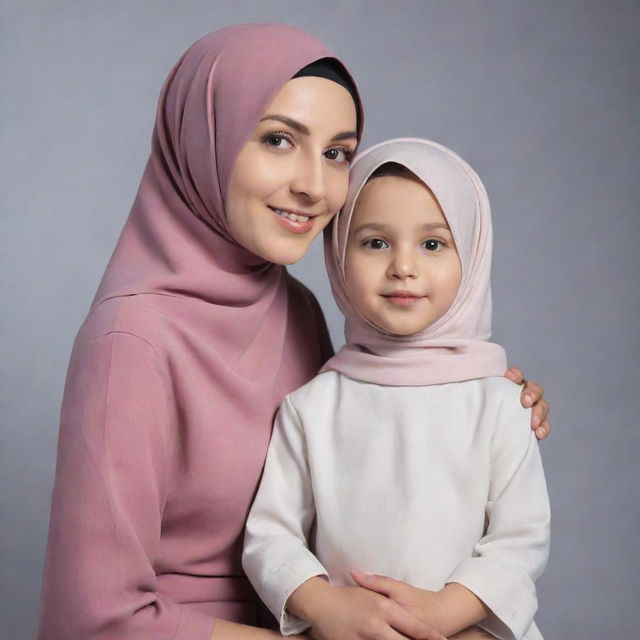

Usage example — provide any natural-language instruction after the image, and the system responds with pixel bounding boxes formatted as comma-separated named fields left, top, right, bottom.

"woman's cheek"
left=324, top=165, right=350, bottom=213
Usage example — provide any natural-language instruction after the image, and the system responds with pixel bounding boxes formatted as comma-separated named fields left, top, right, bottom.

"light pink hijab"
left=322, top=138, right=507, bottom=386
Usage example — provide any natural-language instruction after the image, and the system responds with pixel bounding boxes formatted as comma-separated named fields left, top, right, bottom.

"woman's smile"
left=268, top=205, right=316, bottom=234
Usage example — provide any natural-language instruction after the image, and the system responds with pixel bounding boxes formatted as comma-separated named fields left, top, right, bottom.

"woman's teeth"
left=272, top=208, right=310, bottom=222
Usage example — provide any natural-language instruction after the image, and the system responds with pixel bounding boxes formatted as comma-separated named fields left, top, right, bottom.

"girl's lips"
left=383, top=293, right=425, bottom=307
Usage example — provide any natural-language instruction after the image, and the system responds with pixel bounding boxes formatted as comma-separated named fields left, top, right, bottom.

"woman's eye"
left=363, top=238, right=388, bottom=250
left=423, top=239, right=444, bottom=251
left=263, top=133, right=293, bottom=149
left=324, top=147, right=352, bottom=164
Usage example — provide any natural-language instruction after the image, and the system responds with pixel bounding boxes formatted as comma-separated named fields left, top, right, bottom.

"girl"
left=37, top=23, right=549, bottom=640
left=243, top=139, right=550, bottom=640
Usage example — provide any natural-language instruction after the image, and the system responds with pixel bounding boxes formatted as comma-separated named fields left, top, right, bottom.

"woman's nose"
left=290, top=153, right=325, bottom=203
left=388, top=247, right=420, bottom=280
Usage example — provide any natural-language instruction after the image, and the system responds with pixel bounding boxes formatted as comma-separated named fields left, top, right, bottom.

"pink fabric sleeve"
left=37, top=332, right=214, bottom=640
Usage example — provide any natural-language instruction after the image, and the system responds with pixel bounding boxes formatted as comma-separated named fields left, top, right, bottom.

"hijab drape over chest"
left=37, top=24, right=362, bottom=640
left=322, top=138, right=507, bottom=386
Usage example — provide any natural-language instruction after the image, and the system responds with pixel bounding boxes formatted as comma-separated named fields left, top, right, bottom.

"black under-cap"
left=292, top=57, right=361, bottom=126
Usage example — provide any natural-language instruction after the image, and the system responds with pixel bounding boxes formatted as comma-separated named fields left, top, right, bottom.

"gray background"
left=2, top=1, right=639, bottom=638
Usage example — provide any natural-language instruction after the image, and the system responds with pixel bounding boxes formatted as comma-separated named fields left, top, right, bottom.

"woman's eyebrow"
left=259, top=114, right=357, bottom=142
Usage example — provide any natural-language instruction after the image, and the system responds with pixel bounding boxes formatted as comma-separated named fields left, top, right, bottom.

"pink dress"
left=36, top=23, right=362, bottom=639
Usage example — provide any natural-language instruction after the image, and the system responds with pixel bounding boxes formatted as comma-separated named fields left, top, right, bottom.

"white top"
left=243, top=372, right=550, bottom=639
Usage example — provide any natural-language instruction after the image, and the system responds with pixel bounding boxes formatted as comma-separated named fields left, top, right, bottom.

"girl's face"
left=226, top=76, right=358, bottom=265
left=345, top=174, right=462, bottom=336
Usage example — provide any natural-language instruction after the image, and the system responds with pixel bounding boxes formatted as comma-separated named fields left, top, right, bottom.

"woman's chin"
left=254, top=236, right=318, bottom=266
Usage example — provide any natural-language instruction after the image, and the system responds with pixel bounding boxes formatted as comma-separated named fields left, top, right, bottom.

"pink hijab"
left=322, top=138, right=507, bottom=386
left=95, top=22, right=362, bottom=315
left=37, top=25, right=364, bottom=636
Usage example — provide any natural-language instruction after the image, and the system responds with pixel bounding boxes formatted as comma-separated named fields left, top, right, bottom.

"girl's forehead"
left=350, top=174, right=449, bottom=229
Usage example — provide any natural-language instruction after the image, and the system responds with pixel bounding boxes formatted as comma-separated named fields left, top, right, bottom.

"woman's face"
left=226, top=76, right=358, bottom=265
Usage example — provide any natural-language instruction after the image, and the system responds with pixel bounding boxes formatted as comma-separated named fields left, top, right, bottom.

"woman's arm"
left=505, top=367, right=551, bottom=439
left=37, top=333, right=213, bottom=640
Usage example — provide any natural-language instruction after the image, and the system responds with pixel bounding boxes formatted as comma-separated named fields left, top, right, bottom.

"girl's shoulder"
left=476, top=377, right=535, bottom=451
left=286, top=369, right=342, bottom=407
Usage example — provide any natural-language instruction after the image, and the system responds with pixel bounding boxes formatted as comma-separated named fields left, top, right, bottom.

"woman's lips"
left=269, top=206, right=315, bottom=234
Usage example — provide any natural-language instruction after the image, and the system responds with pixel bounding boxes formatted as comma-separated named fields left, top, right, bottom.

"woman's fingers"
left=504, top=366, right=525, bottom=384
left=521, top=379, right=544, bottom=409
left=507, top=373, right=552, bottom=437
left=535, top=416, right=552, bottom=440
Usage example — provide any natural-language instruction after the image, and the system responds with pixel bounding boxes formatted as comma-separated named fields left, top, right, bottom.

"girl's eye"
left=324, top=147, right=352, bottom=164
left=363, top=238, right=388, bottom=250
left=263, top=133, right=293, bottom=150
left=423, top=239, right=445, bottom=251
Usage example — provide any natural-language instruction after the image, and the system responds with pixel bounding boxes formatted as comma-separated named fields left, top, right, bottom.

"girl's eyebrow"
left=259, top=114, right=357, bottom=142
left=351, top=221, right=452, bottom=234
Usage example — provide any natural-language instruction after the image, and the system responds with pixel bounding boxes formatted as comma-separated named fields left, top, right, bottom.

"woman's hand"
left=287, top=576, right=445, bottom=640
left=504, top=367, right=551, bottom=440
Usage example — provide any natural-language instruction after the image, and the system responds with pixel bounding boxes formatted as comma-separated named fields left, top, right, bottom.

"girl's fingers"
left=351, top=570, right=402, bottom=598
left=449, top=627, right=495, bottom=639
left=387, top=604, right=445, bottom=640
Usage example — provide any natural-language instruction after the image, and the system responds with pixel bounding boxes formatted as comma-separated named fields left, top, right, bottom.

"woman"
left=37, top=23, right=549, bottom=640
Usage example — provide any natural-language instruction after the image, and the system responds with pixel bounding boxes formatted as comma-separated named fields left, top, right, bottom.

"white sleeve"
left=242, top=395, right=328, bottom=635
left=447, top=397, right=550, bottom=640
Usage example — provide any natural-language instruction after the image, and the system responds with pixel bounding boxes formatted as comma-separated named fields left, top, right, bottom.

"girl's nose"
left=388, top=247, right=420, bottom=280
left=290, top=153, right=325, bottom=203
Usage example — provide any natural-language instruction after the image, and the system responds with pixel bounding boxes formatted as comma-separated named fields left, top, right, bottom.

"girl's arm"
left=505, top=367, right=551, bottom=439
left=242, top=397, right=444, bottom=640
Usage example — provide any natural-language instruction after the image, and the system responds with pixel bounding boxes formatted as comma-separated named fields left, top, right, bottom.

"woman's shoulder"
left=71, top=295, right=180, bottom=371
left=78, top=295, right=175, bottom=344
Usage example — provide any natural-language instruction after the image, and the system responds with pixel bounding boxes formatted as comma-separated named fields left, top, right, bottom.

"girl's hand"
left=504, top=367, right=551, bottom=440
left=288, top=576, right=445, bottom=640
left=351, top=572, right=489, bottom=638
left=350, top=571, right=442, bottom=629
left=448, top=628, right=495, bottom=639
